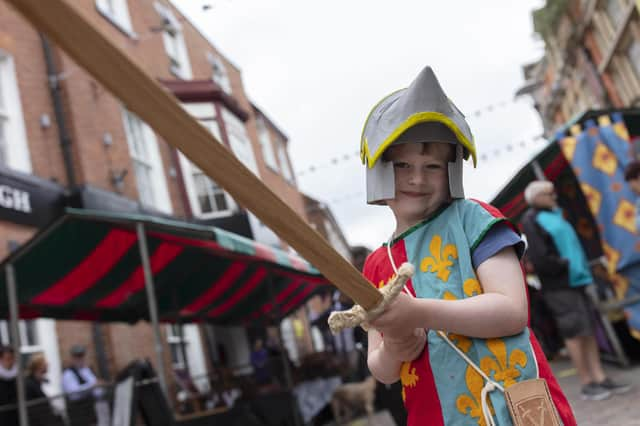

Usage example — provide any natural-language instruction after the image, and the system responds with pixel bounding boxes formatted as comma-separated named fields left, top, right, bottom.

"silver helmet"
left=360, top=66, right=477, bottom=205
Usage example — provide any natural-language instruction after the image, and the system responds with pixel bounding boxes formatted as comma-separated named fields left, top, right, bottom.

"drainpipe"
left=40, top=33, right=77, bottom=188
left=41, top=34, right=112, bottom=380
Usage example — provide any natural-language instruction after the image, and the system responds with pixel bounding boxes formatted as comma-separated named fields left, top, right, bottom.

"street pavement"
left=551, top=357, right=640, bottom=425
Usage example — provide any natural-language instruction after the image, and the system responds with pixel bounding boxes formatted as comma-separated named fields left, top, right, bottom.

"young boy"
left=360, top=67, right=575, bottom=425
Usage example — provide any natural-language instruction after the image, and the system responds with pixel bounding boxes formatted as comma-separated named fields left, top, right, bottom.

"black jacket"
left=0, top=376, right=18, bottom=425
left=521, top=208, right=570, bottom=292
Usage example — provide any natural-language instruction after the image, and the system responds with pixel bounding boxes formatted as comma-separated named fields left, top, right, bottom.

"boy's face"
left=629, top=176, right=640, bottom=195
left=385, top=142, right=452, bottom=230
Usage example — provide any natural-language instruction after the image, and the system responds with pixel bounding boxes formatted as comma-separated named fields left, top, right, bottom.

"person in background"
left=623, top=160, right=640, bottom=230
left=250, top=338, right=271, bottom=385
left=522, top=180, right=632, bottom=400
left=25, top=353, right=62, bottom=426
left=0, top=345, right=18, bottom=425
left=62, top=345, right=102, bottom=426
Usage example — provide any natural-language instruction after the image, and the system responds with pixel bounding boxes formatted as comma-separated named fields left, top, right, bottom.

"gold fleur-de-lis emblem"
left=457, top=366, right=494, bottom=426
left=400, top=362, right=419, bottom=402
left=420, top=235, right=458, bottom=282
left=480, top=339, right=528, bottom=388
left=463, top=278, right=482, bottom=296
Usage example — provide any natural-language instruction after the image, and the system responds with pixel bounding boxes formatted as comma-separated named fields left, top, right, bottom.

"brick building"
left=0, top=0, right=322, bottom=401
left=519, top=0, right=640, bottom=135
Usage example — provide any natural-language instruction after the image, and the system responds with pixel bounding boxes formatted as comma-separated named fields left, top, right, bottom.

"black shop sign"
left=0, top=167, right=65, bottom=228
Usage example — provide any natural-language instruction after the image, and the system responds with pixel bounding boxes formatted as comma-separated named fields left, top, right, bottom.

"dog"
left=330, top=375, right=377, bottom=424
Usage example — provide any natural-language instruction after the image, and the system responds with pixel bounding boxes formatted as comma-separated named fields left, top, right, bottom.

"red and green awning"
left=0, top=209, right=331, bottom=325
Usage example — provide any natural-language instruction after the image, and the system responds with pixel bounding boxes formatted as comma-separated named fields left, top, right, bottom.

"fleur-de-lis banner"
left=558, top=114, right=640, bottom=340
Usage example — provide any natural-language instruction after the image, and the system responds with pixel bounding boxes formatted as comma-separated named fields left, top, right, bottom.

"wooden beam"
left=5, top=0, right=382, bottom=310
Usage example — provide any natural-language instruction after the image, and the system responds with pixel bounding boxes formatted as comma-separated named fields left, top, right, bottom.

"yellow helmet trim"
left=361, top=111, right=477, bottom=168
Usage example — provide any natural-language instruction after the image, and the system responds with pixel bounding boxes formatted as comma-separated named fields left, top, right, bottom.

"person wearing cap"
left=521, top=180, right=631, bottom=401
left=62, top=345, right=101, bottom=425
left=360, top=67, right=575, bottom=425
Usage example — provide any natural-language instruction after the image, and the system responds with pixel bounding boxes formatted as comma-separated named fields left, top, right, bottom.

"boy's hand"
left=382, top=328, right=426, bottom=362
left=369, top=292, right=418, bottom=337
left=368, top=292, right=426, bottom=361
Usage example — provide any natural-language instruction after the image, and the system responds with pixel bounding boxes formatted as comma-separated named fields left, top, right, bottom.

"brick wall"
left=0, top=0, right=319, bottom=398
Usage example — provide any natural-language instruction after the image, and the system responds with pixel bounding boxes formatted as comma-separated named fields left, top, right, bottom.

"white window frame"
left=191, top=166, right=235, bottom=217
left=207, top=52, right=232, bottom=93
left=221, top=107, right=259, bottom=176
left=167, top=324, right=188, bottom=370
left=122, top=109, right=173, bottom=213
left=0, top=320, right=41, bottom=355
left=256, top=117, right=278, bottom=171
left=155, top=2, right=192, bottom=80
left=276, top=140, right=294, bottom=183
left=178, top=103, right=236, bottom=218
left=0, top=52, right=31, bottom=172
left=95, top=0, right=135, bottom=36
left=166, top=324, right=209, bottom=391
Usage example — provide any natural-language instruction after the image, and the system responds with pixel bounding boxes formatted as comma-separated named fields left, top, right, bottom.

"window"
left=276, top=141, right=294, bottom=183
left=207, top=52, right=232, bottom=93
left=193, top=167, right=233, bottom=215
left=0, top=53, right=30, bottom=172
left=122, top=109, right=172, bottom=213
left=0, top=320, right=41, bottom=356
left=155, top=2, right=192, bottom=79
left=222, top=108, right=259, bottom=175
left=95, top=0, right=134, bottom=35
left=256, top=117, right=278, bottom=171
left=179, top=103, right=235, bottom=217
left=166, top=324, right=188, bottom=369
left=124, top=111, right=155, bottom=206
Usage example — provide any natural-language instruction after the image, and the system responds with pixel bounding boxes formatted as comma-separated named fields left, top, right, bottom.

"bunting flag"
left=558, top=114, right=640, bottom=339
left=492, top=110, right=640, bottom=341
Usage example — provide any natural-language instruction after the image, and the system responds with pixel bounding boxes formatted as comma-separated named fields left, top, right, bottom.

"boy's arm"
left=371, top=246, right=528, bottom=339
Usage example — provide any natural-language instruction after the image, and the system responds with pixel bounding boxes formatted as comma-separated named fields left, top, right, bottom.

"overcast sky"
left=174, top=0, right=548, bottom=250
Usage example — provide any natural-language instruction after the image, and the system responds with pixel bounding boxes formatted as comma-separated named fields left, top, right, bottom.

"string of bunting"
left=320, top=133, right=547, bottom=206
left=298, top=132, right=548, bottom=178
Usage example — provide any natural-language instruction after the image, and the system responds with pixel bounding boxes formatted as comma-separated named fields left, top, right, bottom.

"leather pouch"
left=504, top=378, right=561, bottom=426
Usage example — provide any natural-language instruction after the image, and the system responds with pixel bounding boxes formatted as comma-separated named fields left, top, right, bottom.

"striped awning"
left=0, top=209, right=331, bottom=325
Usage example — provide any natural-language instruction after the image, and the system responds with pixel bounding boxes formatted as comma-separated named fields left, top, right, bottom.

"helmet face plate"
left=360, top=67, right=475, bottom=205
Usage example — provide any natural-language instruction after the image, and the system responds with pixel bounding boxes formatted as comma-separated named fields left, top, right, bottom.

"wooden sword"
left=5, top=0, right=386, bottom=313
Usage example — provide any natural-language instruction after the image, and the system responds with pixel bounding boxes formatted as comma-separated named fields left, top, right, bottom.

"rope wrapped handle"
left=328, top=263, right=415, bottom=334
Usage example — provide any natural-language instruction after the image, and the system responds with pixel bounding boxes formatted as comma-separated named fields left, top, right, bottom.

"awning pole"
left=136, top=223, right=170, bottom=406
left=532, top=160, right=546, bottom=180
left=5, top=264, right=28, bottom=426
